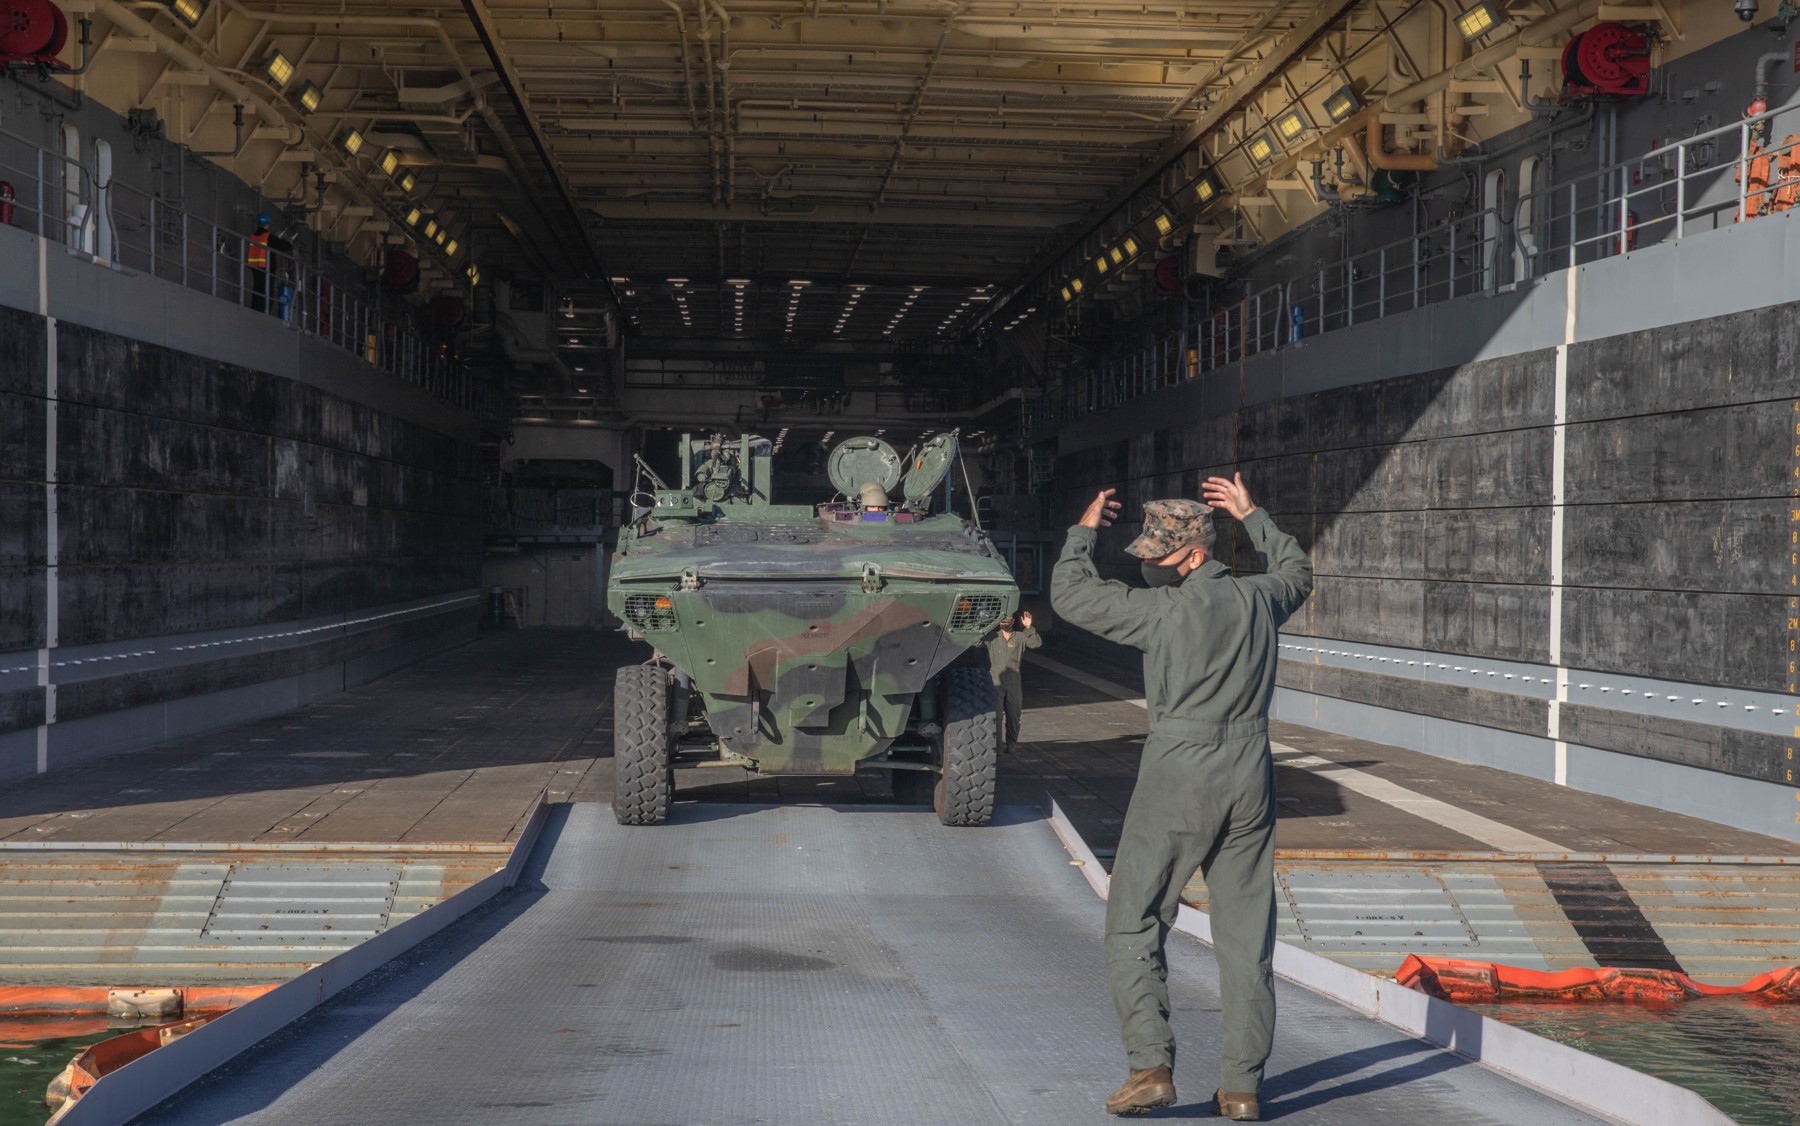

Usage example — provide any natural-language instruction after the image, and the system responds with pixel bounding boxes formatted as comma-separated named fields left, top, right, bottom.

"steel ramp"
left=138, top=804, right=1609, bottom=1125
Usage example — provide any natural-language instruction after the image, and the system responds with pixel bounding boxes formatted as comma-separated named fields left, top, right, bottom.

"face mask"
left=1140, top=562, right=1184, bottom=588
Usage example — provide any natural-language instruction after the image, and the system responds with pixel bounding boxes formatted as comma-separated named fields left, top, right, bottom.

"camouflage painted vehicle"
left=606, top=430, right=1017, bottom=827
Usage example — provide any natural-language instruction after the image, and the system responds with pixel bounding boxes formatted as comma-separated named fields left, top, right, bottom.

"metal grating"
left=201, top=865, right=399, bottom=944
left=622, top=593, right=678, bottom=632
left=949, top=593, right=1003, bottom=633
left=1276, top=868, right=1478, bottom=950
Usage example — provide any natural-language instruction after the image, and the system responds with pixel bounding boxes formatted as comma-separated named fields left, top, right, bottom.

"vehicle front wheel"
left=934, top=667, right=999, bottom=827
left=613, top=664, right=674, bottom=826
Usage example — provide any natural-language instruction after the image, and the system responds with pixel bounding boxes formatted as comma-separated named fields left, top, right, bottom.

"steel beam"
left=588, top=201, right=1074, bottom=228
left=460, top=0, right=619, bottom=299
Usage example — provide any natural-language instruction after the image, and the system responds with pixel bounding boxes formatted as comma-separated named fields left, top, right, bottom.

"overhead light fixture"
left=1153, top=213, right=1174, bottom=237
left=168, top=0, right=208, bottom=26
left=1247, top=132, right=1277, bottom=163
left=1070, top=277, right=1084, bottom=294
left=1454, top=1, right=1500, bottom=41
left=435, top=228, right=447, bottom=246
left=1060, top=285, right=1073, bottom=302
left=294, top=80, right=322, bottom=114
left=398, top=170, right=417, bottom=193
left=1109, top=246, right=1124, bottom=265
left=339, top=128, right=364, bottom=156
left=1123, top=236, right=1140, bottom=257
left=1094, top=255, right=1109, bottom=274
left=1195, top=176, right=1218, bottom=204
left=405, top=207, right=422, bottom=226
left=379, top=150, right=400, bottom=177
left=1274, top=109, right=1309, bottom=143
left=445, top=239, right=458, bottom=257
left=262, top=51, right=295, bottom=89
left=424, top=219, right=439, bottom=238
left=1322, top=84, right=1361, bottom=124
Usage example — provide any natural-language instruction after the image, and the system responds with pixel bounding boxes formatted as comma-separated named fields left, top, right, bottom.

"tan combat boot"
left=1105, top=1066, right=1175, bottom=1115
left=1214, top=1088, right=1260, bottom=1121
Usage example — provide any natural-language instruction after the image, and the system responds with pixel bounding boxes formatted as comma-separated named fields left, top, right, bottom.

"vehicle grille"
left=949, top=593, right=1004, bottom=632
left=622, top=593, right=678, bottom=632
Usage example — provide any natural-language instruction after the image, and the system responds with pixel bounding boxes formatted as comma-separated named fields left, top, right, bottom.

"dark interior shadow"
left=131, top=804, right=575, bottom=1125
left=662, top=799, right=1046, bottom=828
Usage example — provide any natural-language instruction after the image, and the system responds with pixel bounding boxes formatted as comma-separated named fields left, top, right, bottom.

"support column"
left=35, top=238, right=58, bottom=773
left=1548, top=266, right=1577, bottom=786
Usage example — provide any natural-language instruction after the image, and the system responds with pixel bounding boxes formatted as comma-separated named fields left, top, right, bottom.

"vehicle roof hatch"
left=902, top=431, right=960, bottom=503
left=827, top=437, right=903, bottom=497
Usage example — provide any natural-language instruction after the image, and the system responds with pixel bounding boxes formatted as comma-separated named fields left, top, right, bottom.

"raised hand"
left=1201, top=473, right=1256, bottom=521
left=1080, top=488, right=1123, bottom=530
left=1020, top=611, right=1033, bottom=629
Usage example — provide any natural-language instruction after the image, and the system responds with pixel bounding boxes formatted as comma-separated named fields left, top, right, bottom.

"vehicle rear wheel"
left=613, top=664, right=673, bottom=826
left=934, top=667, right=999, bottom=827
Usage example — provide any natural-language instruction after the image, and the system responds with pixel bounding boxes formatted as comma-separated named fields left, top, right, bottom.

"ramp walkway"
left=136, top=803, right=1607, bottom=1125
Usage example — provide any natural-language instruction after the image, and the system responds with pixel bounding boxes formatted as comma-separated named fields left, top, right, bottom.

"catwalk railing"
left=0, top=122, right=470, bottom=409
left=1026, top=105, right=1800, bottom=438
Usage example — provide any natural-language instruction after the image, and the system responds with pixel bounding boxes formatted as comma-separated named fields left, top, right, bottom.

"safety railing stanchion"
left=1737, top=120, right=1751, bottom=223
left=1675, top=141, right=1687, bottom=239
left=1618, top=166, right=1629, bottom=254
left=1567, top=182, right=1578, bottom=269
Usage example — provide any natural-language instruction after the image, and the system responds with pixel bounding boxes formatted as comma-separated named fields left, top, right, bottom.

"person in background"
left=984, top=610, right=1040, bottom=753
left=246, top=213, right=293, bottom=315
left=1050, top=475, right=1311, bottom=1121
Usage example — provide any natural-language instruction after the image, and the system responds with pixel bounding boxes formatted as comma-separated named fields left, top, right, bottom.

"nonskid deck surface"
left=138, top=804, right=1606, bottom=1126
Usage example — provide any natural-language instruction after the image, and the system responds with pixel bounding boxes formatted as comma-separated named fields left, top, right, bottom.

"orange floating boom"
left=1395, top=955, right=1800, bottom=1004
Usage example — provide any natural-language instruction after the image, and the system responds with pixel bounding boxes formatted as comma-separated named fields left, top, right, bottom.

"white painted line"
left=1043, top=797, right=1732, bottom=1126
left=1271, top=746, right=1563, bottom=853
left=1031, top=653, right=1567, bottom=853
left=1029, top=653, right=1149, bottom=707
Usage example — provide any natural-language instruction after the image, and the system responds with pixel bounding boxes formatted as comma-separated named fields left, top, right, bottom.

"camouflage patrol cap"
left=1124, top=499, right=1216, bottom=559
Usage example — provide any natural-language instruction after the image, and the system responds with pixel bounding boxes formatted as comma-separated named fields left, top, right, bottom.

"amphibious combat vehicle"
left=606, top=431, right=1018, bottom=827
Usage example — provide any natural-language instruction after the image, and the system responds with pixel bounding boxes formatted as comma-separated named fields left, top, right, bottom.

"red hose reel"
left=0, top=0, right=68, bottom=67
left=1561, top=21, right=1651, bottom=99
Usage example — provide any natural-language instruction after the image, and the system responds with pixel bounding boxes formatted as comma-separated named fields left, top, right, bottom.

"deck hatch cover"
left=1277, top=867, right=1479, bottom=948
left=202, top=864, right=399, bottom=943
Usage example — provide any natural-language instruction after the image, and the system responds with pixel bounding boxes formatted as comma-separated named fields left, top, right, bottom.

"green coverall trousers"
left=1105, top=724, right=1276, bottom=1094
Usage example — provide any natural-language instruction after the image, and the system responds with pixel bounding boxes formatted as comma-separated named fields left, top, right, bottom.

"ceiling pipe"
left=657, top=0, right=704, bottom=133
left=1363, top=111, right=1438, bottom=171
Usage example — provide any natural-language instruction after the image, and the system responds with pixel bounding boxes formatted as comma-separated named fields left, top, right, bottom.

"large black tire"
left=612, top=664, right=673, bottom=826
left=934, top=667, right=999, bottom=827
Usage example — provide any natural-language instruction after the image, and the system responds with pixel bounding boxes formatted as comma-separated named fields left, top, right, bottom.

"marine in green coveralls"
left=1049, top=475, right=1312, bottom=1121
left=983, top=611, right=1041, bottom=753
